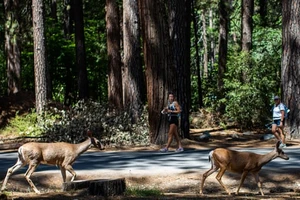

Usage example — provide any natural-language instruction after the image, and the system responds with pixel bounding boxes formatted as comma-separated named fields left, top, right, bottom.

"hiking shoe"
left=176, top=147, right=184, bottom=152
left=279, top=142, right=287, bottom=149
left=160, top=147, right=168, bottom=152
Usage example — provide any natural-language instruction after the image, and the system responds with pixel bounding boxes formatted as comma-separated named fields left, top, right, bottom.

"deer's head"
left=275, top=141, right=289, bottom=160
left=87, top=130, right=105, bottom=150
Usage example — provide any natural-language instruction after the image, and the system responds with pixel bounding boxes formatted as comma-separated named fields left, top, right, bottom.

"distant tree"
left=32, top=0, right=49, bottom=113
left=282, top=0, right=300, bottom=138
left=74, top=0, right=89, bottom=99
left=139, top=0, right=176, bottom=144
left=4, top=0, right=21, bottom=95
left=217, top=0, right=230, bottom=112
left=123, top=0, right=145, bottom=123
left=241, top=0, right=253, bottom=52
left=63, top=0, right=74, bottom=105
left=106, top=0, right=123, bottom=109
left=168, top=0, right=192, bottom=139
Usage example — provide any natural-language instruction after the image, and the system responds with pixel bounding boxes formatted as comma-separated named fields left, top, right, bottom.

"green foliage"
left=125, top=186, right=162, bottom=197
left=2, top=110, right=60, bottom=137
left=223, top=44, right=280, bottom=128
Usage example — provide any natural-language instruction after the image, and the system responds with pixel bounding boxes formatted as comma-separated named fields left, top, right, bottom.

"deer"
left=1, top=131, right=104, bottom=194
left=200, top=141, right=289, bottom=196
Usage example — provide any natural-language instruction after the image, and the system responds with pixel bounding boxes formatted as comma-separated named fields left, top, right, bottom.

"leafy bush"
left=42, top=100, right=150, bottom=146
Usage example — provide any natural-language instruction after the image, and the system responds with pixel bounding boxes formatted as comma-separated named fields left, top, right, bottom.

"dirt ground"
left=2, top=130, right=300, bottom=200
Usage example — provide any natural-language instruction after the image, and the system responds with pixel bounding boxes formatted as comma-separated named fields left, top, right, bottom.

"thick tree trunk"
left=169, top=0, right=191, bottom=139
left=139, top=0, right=175, bottom=144
left=217, top=0, right=229, bottom=105
left=74, top=0, right=89, bottom=100
left=32, top=0, right=48, bottom=113
left=282, top=0, right=300, bottom=138
left=106, top=0, right=123, bottom=110
left=241, top=0, right=253, bottom=52
left=63, top=0, right=74, bottom=105
left=123, top=0, right=145, bottom=123
left=4, top=0, right=21, bottom=95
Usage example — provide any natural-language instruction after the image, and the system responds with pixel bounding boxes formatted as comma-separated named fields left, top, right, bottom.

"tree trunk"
left=106, top=0, right=123, bottom=110
left=63, top=0, right=74, bottom=105
left=32, top=0, right=48, bottom=113
left=74, top=0, right=89, bottom=100
left=169, top=0, right=191, bottom=139
left=241, top=0, right=253, bottom=52
left=282, top=0, right=300, bottom=138
left=191, top=0, right=203, bottom=108
left=123, top=0, right=145, bottom=123
left=201, top=12, right=208, bottom=78
left=4, top=0, right=21, bottom=95
left=139, top=0, right=175, bottom=144
left=217, top=0, right=230, bottom=112
left=259, top=0, right=267, bottom=26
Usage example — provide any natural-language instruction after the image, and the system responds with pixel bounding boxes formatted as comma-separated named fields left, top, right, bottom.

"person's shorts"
left=168, top=116, right=179, bottom=126
left=273, top=119, right=285, bottom=126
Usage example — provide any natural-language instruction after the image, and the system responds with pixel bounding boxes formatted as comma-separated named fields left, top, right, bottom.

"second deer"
left=1, top=131, right=104, bottom=194
left=200, top=141, right=289, bottom=196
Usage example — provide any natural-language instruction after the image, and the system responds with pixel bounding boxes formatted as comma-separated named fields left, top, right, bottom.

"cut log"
left=62, top=180, right=91, bottom=191
left=89, top=178, right=126, bottom=196
left=62, top=178, right=126, bottom=196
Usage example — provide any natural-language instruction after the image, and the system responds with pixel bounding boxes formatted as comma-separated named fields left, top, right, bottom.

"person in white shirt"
left=272, top=96, right=286, bottom=148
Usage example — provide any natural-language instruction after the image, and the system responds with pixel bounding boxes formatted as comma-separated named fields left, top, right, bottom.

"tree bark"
left=169, top=0, right=192, bottom=139
left=139, top=0, right=175, bottom=144
left=32, top=0, right=49, bottom=113
left=106, top=0, right=123, bottom=110
left=4, top=0, right=21, bottom=95
left=217, top=0, right=230, bottom=104
left=123, top=0, right=145, bottom=123
left=63, top=0, right=74, bottom=105
left=74, top=0, right=89, bottom=100
left=282, top=0, right=300, bottom=138
left=241, top=0, right=253, bottom=52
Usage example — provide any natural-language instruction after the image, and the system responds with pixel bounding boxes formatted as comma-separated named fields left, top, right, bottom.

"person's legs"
left=272, top=123, right=282, bottom=142
left=165, top=124, right=176, bottom=149
left=171, top=124, right=182, bottom=148
left=277, top=125, right=285, bottom=144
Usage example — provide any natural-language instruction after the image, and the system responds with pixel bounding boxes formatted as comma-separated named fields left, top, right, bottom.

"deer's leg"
left=59, top=166, right=67, bottom=182
left=1, top=159, right=25, bottom=191
left=252, top=172, right=264, bottom=196
left=65, top=165, right=76, bottom=182
left=236, top=171, right=249, bottom=195
left=24, top=164, right=40, bottom=194
left=216, top=167, right=231, bottom=195
left=200, top=165, right=219, bottom=194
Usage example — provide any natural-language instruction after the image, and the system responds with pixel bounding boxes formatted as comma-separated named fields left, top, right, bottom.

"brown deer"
left=1, top=131, right=104, bottom=194
left=200, top=141, right=289, bottom=196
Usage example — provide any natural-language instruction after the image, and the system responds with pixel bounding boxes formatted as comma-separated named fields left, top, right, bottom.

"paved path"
left=0, top=147, right=298, bottom=179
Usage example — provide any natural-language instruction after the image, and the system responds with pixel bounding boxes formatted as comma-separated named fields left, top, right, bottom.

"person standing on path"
left=272, top=95, right=286, bottom=149
left=160, top=92, right=184, bottom=152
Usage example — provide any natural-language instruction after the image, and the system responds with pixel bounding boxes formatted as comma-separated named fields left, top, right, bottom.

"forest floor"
left=1, top=92, right=300, bottom=199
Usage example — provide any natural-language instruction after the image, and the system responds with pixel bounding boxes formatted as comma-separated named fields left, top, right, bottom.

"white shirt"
left=273, top=103, right=285, bottom=120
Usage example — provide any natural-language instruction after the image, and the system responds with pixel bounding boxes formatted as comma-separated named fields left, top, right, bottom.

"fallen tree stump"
left=62, top=180, right=91, bottom=191
left=62, top=178, right=126, bottom=196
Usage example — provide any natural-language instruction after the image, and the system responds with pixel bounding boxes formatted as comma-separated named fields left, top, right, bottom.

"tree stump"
left=89, top=178, right=126, bottom=196
left=62, top=180, right=91, bottom=191
left=62, top=178, right=126, bottom=196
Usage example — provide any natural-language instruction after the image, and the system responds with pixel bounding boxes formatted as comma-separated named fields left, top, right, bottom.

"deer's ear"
left=87, top=130, right=93, bottom=137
